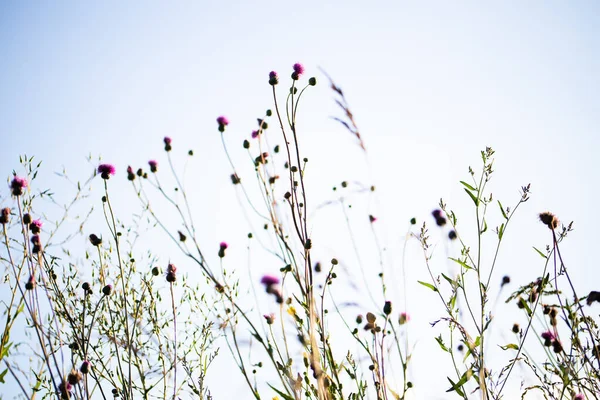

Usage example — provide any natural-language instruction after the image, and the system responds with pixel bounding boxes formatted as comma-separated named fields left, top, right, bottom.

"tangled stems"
left=102, top=180, right=133, bottom=398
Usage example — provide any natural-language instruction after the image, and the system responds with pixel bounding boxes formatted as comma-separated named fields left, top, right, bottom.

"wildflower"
left=541, top=330, right=555, bottom=347
left=448, top=230, right=457, bottom=240
left=230, top=174, right=241, bottom=185
left=102, top=284, right=113, bottom=296
left=573, top=393, right=584, bottom=400
left=268, top=71, right=279, bottom=85
left=217, top=116, right=229, bottom=132
left=23, top=213, right=32, bottom=224
left=432, top=209, right=446, bottom=226
left=261, top=274, right=282, bottom=303
left=383, top=301, right=392, bottom=315
left=166, top=263, right=177, bottom=283
left=25, top=274, right=35, bottom=290
left=261, top=274, right=280, bottom=288
left=178, top=230, right=186, bottom=242
left=164, top=136, right=172, bottom=152
left=291, top=63, right=304, bottom=80
left=410, top=217, right=416, bottom=225
left=218, top=242, right=228, bottom=258
left=552, top=340, right=563, bottom=353
left=89, top=234, right=102, bottom=247
left=0, top=207, right=10, bottom=224
left=80, top=360, right=91, bottom=374
left=264, top=313, right=275, bottom=325
left=243, top=139, right=250, bottom=149
left=308, top=77, right=317, bottom=86
left=82, top=282, right=91, bottom=292
left=539, top=211, right=559, bottom=230
left=148, top=160, right=158, bottom=173
left=369, top=215, right=377, bottom=223
left=125, top=166, right=134, bottom=181
left=30, top=219, right=42, bottom=234
left=97, top=164, right=116, bottom=180
left=151, top=266, right=159, bottom=276
left=501, top=275, right=511, bottom=286
left=58, top=381, right=73, bottom=399
left=31, top=234, right=42, bottom=253
left=67, top=369, right=82, bottom=385
left=512, top=323, right=519, bottom=333
left=251, top=130, right=259, bottom=139
left=399, top=312, right=410, bottom=325
left=586, top=290, right=600, bottom=306
left=10, top=176, right=28, bottom=196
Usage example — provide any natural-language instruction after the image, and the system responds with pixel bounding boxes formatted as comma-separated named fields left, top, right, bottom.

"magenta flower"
left=31, top=234, right=42, bottom=253
left=541, top=331, right=555, bottom=341
left=217, top=116, right=229, bottom=132
left=98, top=164, right=116, bottom=180
left=292, top=63, right=305, bottom=80
left=164, top=136, right=172, bottom=151
left=268, top=71, right=279, bottom=85
left=220, top=242, right=228, bottom=249
left=261, top=274, right=280, bottom=287
left=541, top=330, right=556, bottom=347
left=166, top=263, right=177, bottom=283
left=148, top=160, right=158, bottom=173
left=573, top=394, right=584, bottom=400
left=10, top=176, right=28, bottom=196
left=251, top=130, right=259, bottom=139
left=30, top=219, right=42, bottom=234
left=399, top=312, right=410, bottom=325
left=80, top=360, right=91, bottom=374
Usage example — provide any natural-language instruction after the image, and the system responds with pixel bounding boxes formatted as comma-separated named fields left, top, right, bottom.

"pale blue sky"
left=1, top=2, right=599, bottom=398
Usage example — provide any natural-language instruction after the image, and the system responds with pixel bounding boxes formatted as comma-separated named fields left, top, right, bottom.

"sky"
left=1, top=1, right=599, bottom=399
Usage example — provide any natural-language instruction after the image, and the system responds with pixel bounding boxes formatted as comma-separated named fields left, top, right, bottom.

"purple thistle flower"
left=291, top=63, right=305, bottom=80
left=293, top=63, right=304, bottom=75
left=399, top=312, right=410, bottom=325
left=541, top=331, right=555, bottom=341
left=10, top=176, right=28, bottom=196
left=30, top=236, right=42, bottom=253
left=163, top=136, right=172, bottom=151
left=30, top=219, right=42, bottom=234
left=98, top=164, right=116, bottom=180
left=573, top=394, right=584, bottom=400
left=80, top=360, right=91, bottom=374
left=220, top=242, right=228, bottom=249
left=166, top=263, right=177, bottom=282
left=217, top=116, right=229, bottom=133
left=268, top=71, right=279, bottom=85
left=251, top=130, right=259, bottom=139
left=261, top=274, right=280, bottom=287
left=148, top=160, right=158, bottom=173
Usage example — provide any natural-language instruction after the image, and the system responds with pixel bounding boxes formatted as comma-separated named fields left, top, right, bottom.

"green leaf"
left=0, top=368, right=6, bottom=384
left=460, top=181, right=476, bottom=191
left=441, top=273, right=455, bottom=287
left=449, top=257, right=472, bottom=270
left=268, top=384, right=295, bottom=400
left=464, top=188, right=479, bottom=206
left=481, top=219, right=488, bottom=233
left=498, top=200, right=508, bottom=220
left=500, top=343, right=519, bottom=351
left=498, top=223, right=505, bottom=240
left=435, top=335, right=449, bottom=352
left=446, top=373, right=468, bottom=397
left=417, top=281, right=438, bottom=292
left=533, top=246, right=547, bottom=259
